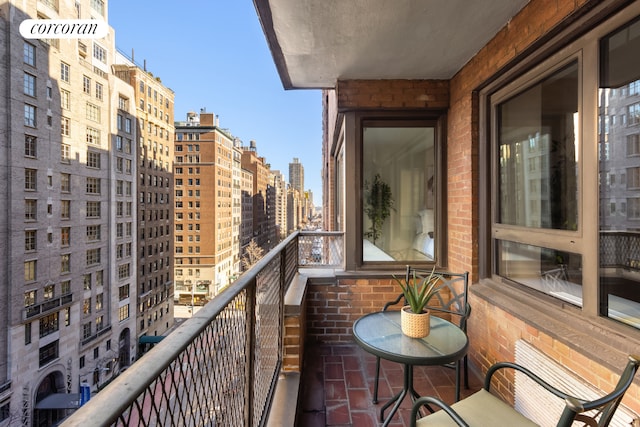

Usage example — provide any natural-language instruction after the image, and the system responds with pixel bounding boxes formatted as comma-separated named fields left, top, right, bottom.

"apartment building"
left=240, top=167, right=254, bottom=269
left=241, top=142, right=271, bottom=251
left=174, top=112, right=235, bottom=304
left=270, top=170, right=288, bottom=241
left=112, top=52, right=175, bottom=345
left=0, top=0, right=139, bottom=424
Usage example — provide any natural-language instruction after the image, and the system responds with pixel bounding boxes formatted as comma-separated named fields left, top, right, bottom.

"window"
left=61, top=200, right=70, bottom=219
left=358, top=117, right=440, bottom=262
left=61, top=253, right=70, bottom=273
left=61, top=173, right=70, bottom=192
left=482, top=9, right=640, bottom=331
left=83, top=75, right=91, bottom=94
left=86, top=102, right=100, bottom=122
left=24, top=42, right=35, bottom=66
left=86, top=126, right=100, bottom=145
left=60, top=62, right=70, bottom=83
left=93, top=43, right=106, bottom=63
left=39, top=340, right=58, bottom=367
left=25, top=260, right=36, bottom=282
left=118, top=96, right=128, bottom=110
left=90, top=0, right=104, bottom=15
left=87, top=151, right=100, bottom=168
left=96, top=293, right=103, bottom=311
left=39, top=313, right=59, bottom=338
left=61, top=144, right=71, bottom=162
left=86, top=201, right=100, bottom=218
left=118, top=304, right=129, bottom=321
left=60, top=89, right=70, bottom=110
left=25, top=168, right=36, bottom=190
left=24, top=104, right=36, bottom=127
left=24, top=73, right=36, bottom=97
left=87, top=225, right=101, bottom=242
left=118, top=263, right=130, bottom=279
left=25, top=230, right=36, bottom=252
left=119, top=284, right=129, bottom=301
left=61, top=227, right=70, bottom=246
left=86, top=177, right=100, bottom=194
left=25, top=135, right=36, bottom=157
left=61, top=117, right=70, bottom=136
left=25, top=199, right=37, bottom=220
left=86, top=248, right=100, bottom=265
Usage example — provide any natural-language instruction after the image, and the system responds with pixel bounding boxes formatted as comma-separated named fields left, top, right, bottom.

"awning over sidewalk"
left=35, top=393, right=80, bottom=409
left=139, top=335, right=164, bottom=344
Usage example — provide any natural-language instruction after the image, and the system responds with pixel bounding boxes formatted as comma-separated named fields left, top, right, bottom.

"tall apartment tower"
left=231, top=143, right=243, bottom=277
left=0, top=0, right=138, bottom=424
left=241, top=142, right=271, bottom=250
left=112, top=52, right=175, bottom=343
left=270, top=170, right=288, bottom=241
left=174, top=112, right=235, bottom=304
left=289, top=157, right=304, bottom=193
left=240, top=168, right=255, bottom=269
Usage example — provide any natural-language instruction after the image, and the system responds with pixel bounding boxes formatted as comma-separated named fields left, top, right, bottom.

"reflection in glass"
left=599, top=17, right=640, bottom=329
left=498, top=62, right=579, bottom=230
left=496, top=240, right=582, bottom=305
left=362, top=125, right=434, bottom=262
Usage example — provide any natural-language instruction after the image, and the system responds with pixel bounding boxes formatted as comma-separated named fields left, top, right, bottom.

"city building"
left=0, top=0, right=138, bottom=423
left=112, top=51, right=175, bottom=346
left=288, top=157, right=304, bottom=193
left=270, top=170, right=288, bottom=241
left=173, top=111, right=235, bottom=304
left=240, top=167, right=255, bottom=270
left=241, top=141, right=271, bottom=251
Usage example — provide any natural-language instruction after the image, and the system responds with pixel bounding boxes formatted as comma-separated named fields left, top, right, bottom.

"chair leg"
left=455, top=360, right=461, bottom=402
left=463, top=355, right=469, bottom=389
left=373, top=356, right=381, bottom=403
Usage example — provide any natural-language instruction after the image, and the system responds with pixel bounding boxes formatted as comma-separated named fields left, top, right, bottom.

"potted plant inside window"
left=393, top=267, right=442, bottom=338
left=364, top=173, right=394, bottom=245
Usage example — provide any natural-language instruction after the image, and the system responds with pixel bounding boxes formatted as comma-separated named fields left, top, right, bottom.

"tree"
left=242, top=239, right=264, bottom=270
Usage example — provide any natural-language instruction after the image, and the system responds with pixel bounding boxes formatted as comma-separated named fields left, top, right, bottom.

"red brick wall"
left=337, top=80, right=449, bottom=110
left=317, top=0, right=640, bottom=416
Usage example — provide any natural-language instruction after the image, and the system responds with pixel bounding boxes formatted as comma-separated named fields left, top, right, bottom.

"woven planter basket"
left=401, top=306, right=430, bottom=338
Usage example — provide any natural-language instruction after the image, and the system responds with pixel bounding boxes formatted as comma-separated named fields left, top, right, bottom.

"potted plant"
left=393, top=266, right=443, bottom=338
left=364, top=174, right=394, bottom=245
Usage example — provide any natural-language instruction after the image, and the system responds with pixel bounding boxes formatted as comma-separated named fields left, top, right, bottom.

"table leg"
left=380, top=364, right=412, bottom=426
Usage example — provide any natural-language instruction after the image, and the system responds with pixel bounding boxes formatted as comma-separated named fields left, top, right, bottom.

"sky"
left=108, top=0, right=323, bottom=201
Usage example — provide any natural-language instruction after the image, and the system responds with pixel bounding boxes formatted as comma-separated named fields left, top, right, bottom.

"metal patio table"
left=353, top=311, right=468, bottom=426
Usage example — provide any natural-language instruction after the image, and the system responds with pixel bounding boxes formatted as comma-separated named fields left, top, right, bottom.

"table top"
left=353, top=311, right=468, bottom=366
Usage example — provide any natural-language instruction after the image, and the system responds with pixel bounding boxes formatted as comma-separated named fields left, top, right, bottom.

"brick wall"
left=337, top=80, right=449, bottom=110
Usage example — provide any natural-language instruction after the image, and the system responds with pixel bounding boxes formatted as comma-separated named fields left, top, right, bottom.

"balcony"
left=60, top=230, right=483, bottom=426
left=61, top=229, right=640, bottom=426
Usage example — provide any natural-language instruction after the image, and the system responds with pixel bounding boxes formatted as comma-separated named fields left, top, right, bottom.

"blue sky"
left=108, top=0, right=323, bottom=201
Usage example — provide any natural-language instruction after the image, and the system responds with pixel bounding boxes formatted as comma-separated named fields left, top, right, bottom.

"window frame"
left=342, top=110, right=447, bottom=270
left=480, top=2, right=640, bottom=320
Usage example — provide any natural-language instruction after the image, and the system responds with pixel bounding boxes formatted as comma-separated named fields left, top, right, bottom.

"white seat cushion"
left=416, top=389, right=540, bottom=427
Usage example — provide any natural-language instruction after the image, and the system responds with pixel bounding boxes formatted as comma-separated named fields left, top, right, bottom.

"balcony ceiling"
left=254, top=0, right=530, bottom=89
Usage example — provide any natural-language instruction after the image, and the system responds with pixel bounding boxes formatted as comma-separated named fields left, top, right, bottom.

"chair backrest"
left=558, top=354, right=640, bottom=427
left=404, top=266, right=470, bottom=330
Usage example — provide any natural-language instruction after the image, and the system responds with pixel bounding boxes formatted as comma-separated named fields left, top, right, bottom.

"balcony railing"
left=62, top=230, right=343, bottom=427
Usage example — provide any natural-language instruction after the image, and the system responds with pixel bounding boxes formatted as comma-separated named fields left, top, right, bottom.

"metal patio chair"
left=410, top=354, right=640, bottom=427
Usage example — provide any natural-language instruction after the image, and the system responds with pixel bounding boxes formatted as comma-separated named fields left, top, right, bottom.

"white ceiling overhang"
left=254, top=0, right=530, bottom=89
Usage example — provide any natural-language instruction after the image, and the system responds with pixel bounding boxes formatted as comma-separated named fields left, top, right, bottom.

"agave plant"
left=393, top=267, right=442, bottom=314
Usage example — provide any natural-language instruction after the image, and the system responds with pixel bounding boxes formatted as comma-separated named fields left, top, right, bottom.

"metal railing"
left=298, top=231, right=343, bottom=267
left=61, top=230, right=343, bottom=427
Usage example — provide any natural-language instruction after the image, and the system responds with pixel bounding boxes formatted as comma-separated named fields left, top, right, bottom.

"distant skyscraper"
left=289, top=157, right=304, bottom=193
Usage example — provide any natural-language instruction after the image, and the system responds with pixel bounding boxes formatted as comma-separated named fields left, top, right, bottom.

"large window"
left=487, top=5, right=640, bottom=330
left=361, top=120, right=438, bottom=263
left=598, top=15, right=640, bottom=329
